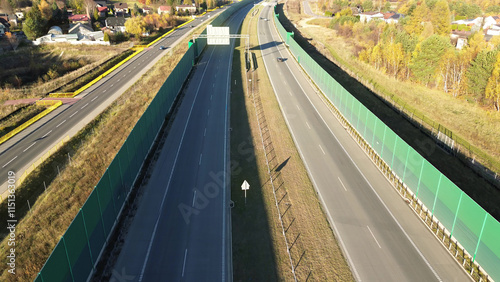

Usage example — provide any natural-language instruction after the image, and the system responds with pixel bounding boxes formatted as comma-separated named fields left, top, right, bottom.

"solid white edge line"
left=268, top=9, right=442, bottom=282
left=182, top=249, right=188, bottom=277
left=258, top=6, right=362, bottom=280
left=137, top=46, right=218, bottom=282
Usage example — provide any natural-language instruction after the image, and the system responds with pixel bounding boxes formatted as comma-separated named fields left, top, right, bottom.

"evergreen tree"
left=466, top=50, right=499, bottom=98
left=431, top=0, right=451, bottom=36
left=410, top=34, right=451, bottom=85
left=485, top=52, right=500, bottom=110
left=23, top=4, right=46, bottom=40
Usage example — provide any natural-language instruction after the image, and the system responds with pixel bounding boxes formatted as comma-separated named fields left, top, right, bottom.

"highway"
left=109, top=4, right=253, bottom=281
left=259, top=3, right=469, bottom=281
left=0, top=10, right=224, bottom=196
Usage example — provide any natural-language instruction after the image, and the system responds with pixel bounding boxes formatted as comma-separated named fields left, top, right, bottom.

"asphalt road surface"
left=0, top=10, right=224, bottom=197
left=110, top=4, right=253, bottom=282
left=258, top=3, right=470, bottom=281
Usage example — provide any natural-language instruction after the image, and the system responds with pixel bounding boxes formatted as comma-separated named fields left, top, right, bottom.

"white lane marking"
left=3, top=156, right=17, bottom=168
left=367, top=226, right=382, bottom=249
left=23, top=142, right=37, bottom=152
left=103, top=89, right=106, bottom=93
left=110, top=84, right=114, bottom=87
left=199, top=154, right=202, bottom=165
left=210, top=94, right=213, bottom=100
left=129, top=70, right=131, bottom=73
left=91, top=96, right=99, bottom=102
left=215, top=74, right=217, bottom=78
left=134, top=66, right=137, bottom=69
left=81, top=103, right=89, bottom=109
left=138, top=46, right=218, bottom=282
left=182, top=249, right=188, bottom=277
left=69, top=111, right=79, bottom=118
left=56, top=120, right=66, bottom=128
left=207, top=109, right=210, bottom=116
left=289, top=91, right=292, bottom=96
left=123, top=74, right=126, bottom=77
left=204, top=128, right=207, bottom=136
left=338, top=177, right=347, bottom=191
left=318, top=144, right=325, bottom=155
left=213, top=83, right=215, bottom=88
left=117, top=79, right=121, bottom=82
left=305, top=121, right=311, bottom=129
left=296, top=105, right=301, bottom=111
left=192, top=190, right=197, bottom=207
left=42, top=130, right=52, bottom=138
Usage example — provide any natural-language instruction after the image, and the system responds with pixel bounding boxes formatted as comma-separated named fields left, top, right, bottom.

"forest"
left=319, top=0, right=500, bottom=111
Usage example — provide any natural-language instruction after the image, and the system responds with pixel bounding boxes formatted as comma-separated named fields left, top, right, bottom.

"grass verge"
left=0, top=104, right=44, bottom=138
left=0, top=28, right=201, bottom=281
left=231, top=5, right=353, bottom=281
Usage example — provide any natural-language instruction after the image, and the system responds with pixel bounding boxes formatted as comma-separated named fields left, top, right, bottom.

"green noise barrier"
left=273, top=7, right=500, bottom=281
left=34, top=1, right=253, bottom=280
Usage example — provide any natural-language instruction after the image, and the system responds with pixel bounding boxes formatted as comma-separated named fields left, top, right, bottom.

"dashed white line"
left=192, top=190, right=197, bottom=207
left=91, top=96, right=98, bottom=102
left=199, top=154, right=202, bottom=165
left=56, top=120, right=66, bottom=128
left=42, top=130, right=52, bottom=138
left=338, top=177, right=347, bottom=191
left=23, top=142, right=37, bottom=152
left=134, top=66, right=137, bottom=69
left=110, top=84, right=114, bottom=87
left=182, top=249, right=188, bottom=277
left=296, top=105, right=301, bottom=111
left=207, top=109, right=210, bottom=116
left=103, top=89, right=107, bottom=93
left=289, top=91, right=292, bottom=96
left=305, top=121, right=311, bottom=129
left=204, top=128, right=207, bottom=136
left=367, top=226, right=382, bottom=249
left=210, top=94, right=213, bottom=100
left=81, top=103, right=89, bottom=109
left=213, top=83, right=215, bottom=88
left=3, top=156, right=17, bottom=168
left=69, top=111, right=79, bottom=118
left=117, top=79, right=121, bottom=82
left=318, top=144, right=326, bottom=155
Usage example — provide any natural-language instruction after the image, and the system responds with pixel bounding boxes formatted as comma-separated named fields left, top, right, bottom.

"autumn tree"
left=125, top=16, right=146, bottom=38
left=485, top=52, right=500, bottom=110
left=466, top=49, right=499, bottom=99
left=438, top=49, right=469, bottom=96
left=404, top=2, right=429, bottom=36
left=39, top=0, right=52, bottom=20
left=23, top=4, right=46, bottom=40
left=410, top=34, right=451, bottom=85
left=431, top=0, right=451, bottom=36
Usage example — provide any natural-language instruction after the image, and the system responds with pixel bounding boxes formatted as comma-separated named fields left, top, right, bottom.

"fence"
left=35, top=1, right=253, bottom=281
left=273, top=9, right=500, bottom=281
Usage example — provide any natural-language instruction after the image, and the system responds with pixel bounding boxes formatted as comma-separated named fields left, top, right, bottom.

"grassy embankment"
left=231, top=5, right=353, bottom=281
left=0, top=23, right=208, bottom=281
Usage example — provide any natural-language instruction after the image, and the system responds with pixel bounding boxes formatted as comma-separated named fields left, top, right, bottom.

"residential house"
left=0, top=18, right=9, bottom=34
left=7, top=14, right=17, bottom=26
left=48, top=26, right=63, bottom=35
left=142, top=6, right=153, bottom=14
left=358, top=12, right=384, bottom=23
left=97, top=6, right=108, bottom=17
left=158, top=5, right=171, bottom=15
left=0, top=22, right=7, bottom=34
left=35, top=23, right=106, bottom=45
left=114, top=3, right=128, bottom=16
left=69, top=14, right=90, bottom=24
left=487, top=24, right=500, bottom=36
left=385, top=13, right=403, bottom=24
left=95, top=0, right=107, bottom=7
left=105, top=16, right=128, bottom=33
left=176, top=4, right=197, bottom=14
left=69, top=22, right=94, bottom=40
left=34, top=33, right=79, bottom=44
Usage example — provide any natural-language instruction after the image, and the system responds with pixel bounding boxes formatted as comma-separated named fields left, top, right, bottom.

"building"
left=97, top=6, right=108, bottom=17
left=0, top=22, right=7, bottom=34
left=176, top=4, right=197, bottom=14
left=114, top=3, right=128, bottom=16
left=69, top=14, right=90, bottom=24
left=105, top=16, right=128, bottom=33
left=142, top=6, right=153, bottom=14
left=47, top=26, right=63, bottom=35
left=358, top=12, right=384, bottom=23
left=158, top=5, right=171, bottom=15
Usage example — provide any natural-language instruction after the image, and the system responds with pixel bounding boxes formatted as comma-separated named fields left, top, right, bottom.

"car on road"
left=277, top=57, right=285, bottom=62
left=160, top=46, right=167, bottom=50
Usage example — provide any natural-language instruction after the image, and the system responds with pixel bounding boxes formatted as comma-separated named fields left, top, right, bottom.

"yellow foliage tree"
left=404, top=3, right=429, bottom=36
left=125, top=16, right=146, bottom=38
left=39, top=0, right=52, bottom=21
